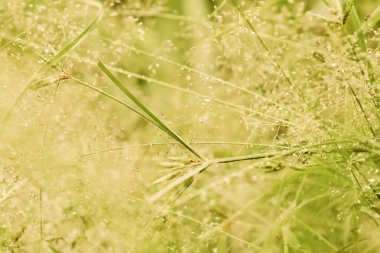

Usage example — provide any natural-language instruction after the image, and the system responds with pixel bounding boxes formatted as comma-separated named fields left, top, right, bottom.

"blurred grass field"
left=1, top=0, right=380, bottom=252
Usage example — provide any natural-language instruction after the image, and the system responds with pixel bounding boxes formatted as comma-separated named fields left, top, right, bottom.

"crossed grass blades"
left=1, top=0, right=380, bottom=252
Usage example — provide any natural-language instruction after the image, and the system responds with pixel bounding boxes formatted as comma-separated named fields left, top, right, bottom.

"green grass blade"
left=72, top=57, right=305, bottom=127
left=31, top=4, right=103, bottom=81
left=97, top=60, right=207, bottom=161
left=70, top=77, right=164, bottom=131
left=0, top=1, right=104, bottom=130
left=363, top=5, right=380, bottom=33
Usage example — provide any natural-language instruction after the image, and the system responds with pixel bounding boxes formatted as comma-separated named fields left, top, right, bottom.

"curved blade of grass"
left=102, top=37, right=308, bottom=120
left=363, top=5, right=380, bottom=32
left=97, top=60, right=207, bottom=161
left=70, top=76, right=164, bottom=132
left=74, top=57, right=302, bottom=128
left=0, top=1, right=103, bottom=129
left=31, top=3, right=103, bottom=81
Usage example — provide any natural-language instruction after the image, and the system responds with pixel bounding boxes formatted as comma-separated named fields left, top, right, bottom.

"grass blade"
left=362, top=5, right=380, bottom=33
left=31, top=3, right=103, bottom=81
left=0, top=1, right=104, bottom=129
left=97, top=60, right=206, bottom=161
left=72, top=56, right=301, bottom=127
left=70, top=76, right=164, bottom=131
